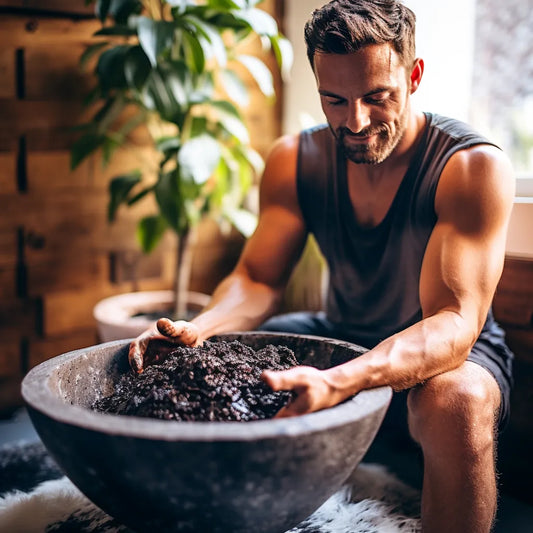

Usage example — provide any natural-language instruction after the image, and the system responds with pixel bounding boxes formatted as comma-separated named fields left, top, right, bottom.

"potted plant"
left=71, top=0, right=292, bottom=340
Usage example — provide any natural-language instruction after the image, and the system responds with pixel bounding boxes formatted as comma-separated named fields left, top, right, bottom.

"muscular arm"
left=265, top=145, right=515, bottom=413
left=190, top=134, right=308, bottom=342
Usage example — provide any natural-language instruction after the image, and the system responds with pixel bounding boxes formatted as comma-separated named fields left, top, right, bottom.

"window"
left=470, top=0, right=533, bottom=196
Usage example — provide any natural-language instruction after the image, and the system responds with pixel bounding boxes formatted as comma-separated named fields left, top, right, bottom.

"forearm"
left=325, top=310, right=478, bottom=396
left=191, top=271, right=283, bottom=342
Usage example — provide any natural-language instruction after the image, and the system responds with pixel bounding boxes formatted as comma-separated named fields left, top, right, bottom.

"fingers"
left=261, top=367, right=312, bottom=392
left=128, top=319, right=200, bottom=374
left=128, top=328, right=155, bottom=374
left=262, top=366, right=339, bottom=418
left=156, top=319, right=200, bottom=346
left=261, top=367, right=314, bottom=418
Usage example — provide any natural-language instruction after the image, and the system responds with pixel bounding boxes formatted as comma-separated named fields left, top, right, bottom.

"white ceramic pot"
left=93, top=290, right=210, bottom=342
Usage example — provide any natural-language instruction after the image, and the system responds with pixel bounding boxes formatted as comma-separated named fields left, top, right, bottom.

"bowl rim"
left=21, top=332, right=392, bottom=442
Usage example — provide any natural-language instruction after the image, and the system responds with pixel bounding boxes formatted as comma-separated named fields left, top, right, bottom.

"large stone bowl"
left=22, top=332, right=391, bottom=533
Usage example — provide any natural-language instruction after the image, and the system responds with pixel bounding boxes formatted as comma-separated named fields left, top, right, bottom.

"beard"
left=332, top=111, right=408, bottom=165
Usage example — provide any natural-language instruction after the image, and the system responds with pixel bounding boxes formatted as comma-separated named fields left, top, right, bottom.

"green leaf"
left=124, top=45, right=152, bottom=90
left=143, top=69, right=183, bottom=123
left=155, top=170, right=187, bottom=235
left=235, top=144, right=264, bottom=175
left=208, top=99, right=242, bottom=119
left=216, top=111, right=249, bottom=143
left=188, top=116, right=208, bottom=139
left=236, top=54, right=274, bottom=97
left=219, top=69, right=249, bottom=107
left=109, top=0, right=142, bottom=24
left=96, top=46, right=130, bottom=92
left=93, top=95, right=126, bottom=135
left=183, top=15, right=227, bottom=67
left=182, top=30, right=206, bottom=73
left=167, top=0, right=197, bottom=10
left=156, top=136, right=181, bottom=154
left=70, top=132, right=106, bottom=169
left=231, top=7, right=278, bottom=37
left=163, top=68, right=188, bottom=107
left=101, top=136, right=121, bottom=166
left=224, top=207, right=257, bottom=237
left=96, top=0, right=111, bottom=22
left=137, top=215, right=167, bottom=253
left=94, top=25, right=136, bottom=36
left=206, top=0, right=243, bottom=8
left=108, top=171, right=142, bottom=221
left=137, top=17, right=175, bottom=67
left=127, top=185, right=154, bottom=206
left=178, top=134, right=221, bottom=185
left=270, top=35, right=293, bottom=81
left=80, top=42, right=109, bottom=70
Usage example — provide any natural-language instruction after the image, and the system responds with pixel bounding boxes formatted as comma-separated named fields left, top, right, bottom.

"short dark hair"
left=304, top=0, right=416, bottom=69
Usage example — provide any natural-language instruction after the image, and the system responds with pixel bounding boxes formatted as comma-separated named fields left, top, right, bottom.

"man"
left=130, top=1, right=515, bottom=531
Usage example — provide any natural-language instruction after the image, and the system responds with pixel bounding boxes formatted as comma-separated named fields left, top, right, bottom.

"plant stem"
left=174, top=226, right=196, bottom=320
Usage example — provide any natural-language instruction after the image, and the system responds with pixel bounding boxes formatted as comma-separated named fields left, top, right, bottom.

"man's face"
left=313, top=44, right=412, bottom=165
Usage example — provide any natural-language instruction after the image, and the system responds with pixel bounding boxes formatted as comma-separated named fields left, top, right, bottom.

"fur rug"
left=0, top=441, right=421, bottom=533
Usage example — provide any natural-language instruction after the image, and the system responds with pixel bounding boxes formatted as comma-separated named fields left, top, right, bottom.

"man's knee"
left=407, top=363, right=499, bottom=456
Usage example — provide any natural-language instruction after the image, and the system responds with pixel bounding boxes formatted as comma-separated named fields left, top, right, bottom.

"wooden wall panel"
left=0, top=341, right=22, bottom=378
left=25, top=254, right=109, bottom=296
left=0, top=3, right=282, bottom=416
left=0, top=151, right=17, bottom=194
left=493, top=256, right=533, bottom=504
left=24, top=45, right=94, bottom=100
left=0, top=49, right=16, bottom=99
left=0, top=228, right=17, bottom=267
left=0, top=17, right=101, bottom=47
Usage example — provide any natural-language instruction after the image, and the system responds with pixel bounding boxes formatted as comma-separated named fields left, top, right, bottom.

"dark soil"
left=92, top=340, right=298, bottom=422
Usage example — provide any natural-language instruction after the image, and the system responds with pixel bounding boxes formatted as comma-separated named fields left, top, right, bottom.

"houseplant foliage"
left=72, top=0, right=292, bottom=317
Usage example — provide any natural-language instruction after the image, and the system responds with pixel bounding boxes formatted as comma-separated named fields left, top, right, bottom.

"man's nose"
left=346, top=100, right=371, bottom=134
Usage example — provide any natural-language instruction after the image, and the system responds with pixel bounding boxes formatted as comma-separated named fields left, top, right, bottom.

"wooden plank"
left=0, top=298, right=38, bottom=336
left=0, top=340, right=21, bottom=378
left=28, top=328, right=98, bottom=369
left=26, top=150, right=93, bottom=191
left=26, top=253, right=110, bottom=296
left=0, top=16, right=101, bottom=47
left=493, top=257, right=533, bottom=327
left=0, top=48, right=16, bottom=99
left=0, top=228, right=17, bottom=268
left=0, top=1, right=95, bottom=16
left=0, top=151, right=17, bottom=195
left=0, top=377, right=24, bottom=416
left=0, top=100, right=89, bottom=136
left=24, top=44, right=95, bottom=101
left=0, top=266, right=18, bottom=299
left=26, top=146, right=157, bottom=192
left=42, top=278, right=173, bottom=336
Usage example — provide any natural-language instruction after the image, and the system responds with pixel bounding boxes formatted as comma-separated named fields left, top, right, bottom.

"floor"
left=1, top=409, right=532, bottom=532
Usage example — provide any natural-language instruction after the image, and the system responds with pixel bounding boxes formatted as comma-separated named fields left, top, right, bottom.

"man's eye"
left=366, top=95, right=388, bottom=105
left=326, top=98, right=345, bottom=106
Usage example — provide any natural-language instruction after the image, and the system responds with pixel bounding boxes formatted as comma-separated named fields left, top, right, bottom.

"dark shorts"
left=258, top=310, right=514, bottom=432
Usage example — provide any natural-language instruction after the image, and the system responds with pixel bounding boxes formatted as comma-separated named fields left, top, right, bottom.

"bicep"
left=235, top=135, right=308, bottom=289
left=419, top=146, right=515, bottom=333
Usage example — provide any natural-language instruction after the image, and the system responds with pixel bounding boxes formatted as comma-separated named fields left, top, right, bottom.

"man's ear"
left=410, top=58, right=424, bottom=94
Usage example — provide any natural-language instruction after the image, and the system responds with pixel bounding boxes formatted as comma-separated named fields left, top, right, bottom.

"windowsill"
left=515, top=173, right=533, bottom=198
left=507, top=198, right=533, bottom=259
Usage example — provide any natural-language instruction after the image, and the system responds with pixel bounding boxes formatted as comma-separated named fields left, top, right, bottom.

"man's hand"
left=128, top=318, right=201, bottom=373
left=261, top=366, right=347, bottom=418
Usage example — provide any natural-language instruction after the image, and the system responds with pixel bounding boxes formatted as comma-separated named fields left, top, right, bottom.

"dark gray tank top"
left=296, top=112, right=498, bottom=346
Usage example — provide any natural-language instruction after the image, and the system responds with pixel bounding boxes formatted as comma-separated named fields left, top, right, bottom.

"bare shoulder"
left=435, top=144, right=515, bottom=224
left=260, top=133, right=301, bottom=207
